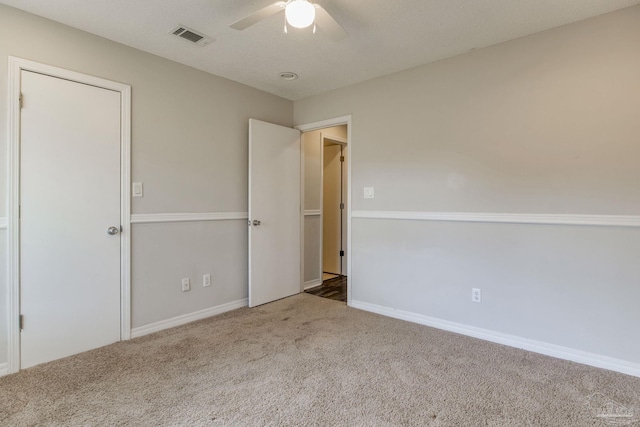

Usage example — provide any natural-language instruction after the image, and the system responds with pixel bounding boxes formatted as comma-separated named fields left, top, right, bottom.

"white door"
left=248, top=119, right=301, bottom=307
left=20, top=71, right=121, bottom=368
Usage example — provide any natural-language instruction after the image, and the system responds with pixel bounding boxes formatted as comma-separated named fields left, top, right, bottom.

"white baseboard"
left=304, top=279, right=323, bottom=290
left=0, top=363, right=8, bottom=377
left=131, top=298, right=248, bottom=338
left=350, top=300, right=640, bottom=378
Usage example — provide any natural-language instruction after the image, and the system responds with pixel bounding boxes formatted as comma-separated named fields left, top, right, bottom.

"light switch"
left=364, top=187, right=375, bottom=199
left=132, top=182, right=143, bottom=198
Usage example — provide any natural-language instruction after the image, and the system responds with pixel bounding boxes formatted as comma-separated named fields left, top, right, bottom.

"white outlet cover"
left=364, top=187, right=375, bottom=199
left=472, top=288, right=481, bottom=302
left=203, top=274, right=211, bottom=287
left=182, top=278, right=190, bottom=292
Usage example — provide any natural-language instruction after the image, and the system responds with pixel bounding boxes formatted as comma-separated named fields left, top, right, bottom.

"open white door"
left=248, top=119, right=301, bottom=307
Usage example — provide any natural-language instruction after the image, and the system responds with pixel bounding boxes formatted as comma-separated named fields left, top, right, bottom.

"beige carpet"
left=1, top=294, right=639, bottom=426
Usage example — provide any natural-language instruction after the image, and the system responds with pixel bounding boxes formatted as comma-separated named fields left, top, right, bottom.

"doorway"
left=7, top=57, right=131, bottom=373
left=301, top=123, right=349, bottom=303
left=322, top=137, right=346, bottom=280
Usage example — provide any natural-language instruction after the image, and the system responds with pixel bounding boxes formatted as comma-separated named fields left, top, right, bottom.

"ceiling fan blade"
left=313, top=4, right=347, bottom=41
left=230, top=2, right=286, bottom=30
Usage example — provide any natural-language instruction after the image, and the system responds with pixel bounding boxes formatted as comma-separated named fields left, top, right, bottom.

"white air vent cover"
left=171, top=25, right=213, bottom=46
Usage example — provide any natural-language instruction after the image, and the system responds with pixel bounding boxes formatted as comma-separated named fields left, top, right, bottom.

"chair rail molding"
left=131, top=212, right=248, bottom=224
left=351, top=211, right=640, bottom=228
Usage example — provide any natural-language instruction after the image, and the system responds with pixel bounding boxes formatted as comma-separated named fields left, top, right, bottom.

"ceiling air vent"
left=171, top=25, right=213, bottom=46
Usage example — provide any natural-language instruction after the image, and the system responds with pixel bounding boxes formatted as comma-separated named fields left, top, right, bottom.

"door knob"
left=107, top=226, right=119, bottom=235
left=252, top=220, right=261, bottom=226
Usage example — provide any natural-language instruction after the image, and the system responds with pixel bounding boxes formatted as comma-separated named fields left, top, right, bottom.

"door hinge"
left=340, top=156, right=344, bottom=162
left=340, top=202, right=344, bottom=210
left=340, top=250, right=344, bottom=257
left=19, top=315, right=24, bottom=330
left=19, top=93, right=23, bottom=109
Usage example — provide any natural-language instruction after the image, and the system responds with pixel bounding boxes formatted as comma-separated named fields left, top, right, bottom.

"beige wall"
left=295, top=6, right=640, bottom=365
left=303, top=131, right=323, bottom=212
left=0, top=5, right=292, bottom=365
left=302, top=130, right=322, bottom=284
left=295, top=7, right=640, bottom=215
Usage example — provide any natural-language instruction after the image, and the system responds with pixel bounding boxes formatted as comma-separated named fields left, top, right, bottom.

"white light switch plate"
left=364, top=187, right=375, bottom=199
left=132, top=182, right=143, bottom=198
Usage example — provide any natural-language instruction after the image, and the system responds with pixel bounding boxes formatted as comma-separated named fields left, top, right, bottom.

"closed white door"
left=20, top=70, right=121, bottom=369
left=248, top=119, right=301, bottom=307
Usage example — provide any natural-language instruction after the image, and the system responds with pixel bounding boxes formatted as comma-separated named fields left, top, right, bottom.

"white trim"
left=119, top=70, right=132, bottom=343
left=322, top=134, right=347, bottom=145
left=304, top=279, right=323, bottom=290
left=347, top=123, right=352, bottom=304
left=296, top=116, right=352, bottom=133
left=0, top=363, right=7, bottom=377
left=131, top=299, right=248, bottom=338
left=131, top=212, right=248, bottom=224
left=0, top=218, right=7, bottom=229
left=7, top=57, right=132, bottom=374
left=319, top=135, right=325, bottom=284
left=300, top=130, right=306, bottom=293
left=304, top=210, right=321, bottom=216
left=350, top=300, right=640, bottom=378
left=296, top=116, right=352, bottom=303
left=352, top=211, right=640, bottom=228
left=7, top=56, right=21, bottom=374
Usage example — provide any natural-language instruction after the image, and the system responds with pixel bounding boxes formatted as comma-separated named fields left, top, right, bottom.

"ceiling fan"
left=230, top=0, right=347, bottom=41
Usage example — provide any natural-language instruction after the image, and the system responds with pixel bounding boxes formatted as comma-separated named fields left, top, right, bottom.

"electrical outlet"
left=363, top=187, right=375, bottom=199
left=203, top=274, right=211, bottom=287
left=472, top=288, right=481, bottom=303
left=182, top=278, right=190, bottom=292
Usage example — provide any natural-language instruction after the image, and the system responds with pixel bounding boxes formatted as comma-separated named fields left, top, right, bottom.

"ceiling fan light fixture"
left=285, top=0, right=316, bottom=29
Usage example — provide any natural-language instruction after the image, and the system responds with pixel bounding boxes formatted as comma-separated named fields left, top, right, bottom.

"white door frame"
left=296, top=116, right=352, bottom=304
left=6, top=56, right=132, bottom=374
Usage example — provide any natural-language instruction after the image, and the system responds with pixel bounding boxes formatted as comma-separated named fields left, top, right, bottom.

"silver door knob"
left=252, top=220, right=261, bottom=226
left=107, top=226, right=119, bottom=235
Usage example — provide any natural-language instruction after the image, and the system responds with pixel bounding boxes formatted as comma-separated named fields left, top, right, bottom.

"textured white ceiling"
left=1, top=0, right=639, bottom=100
